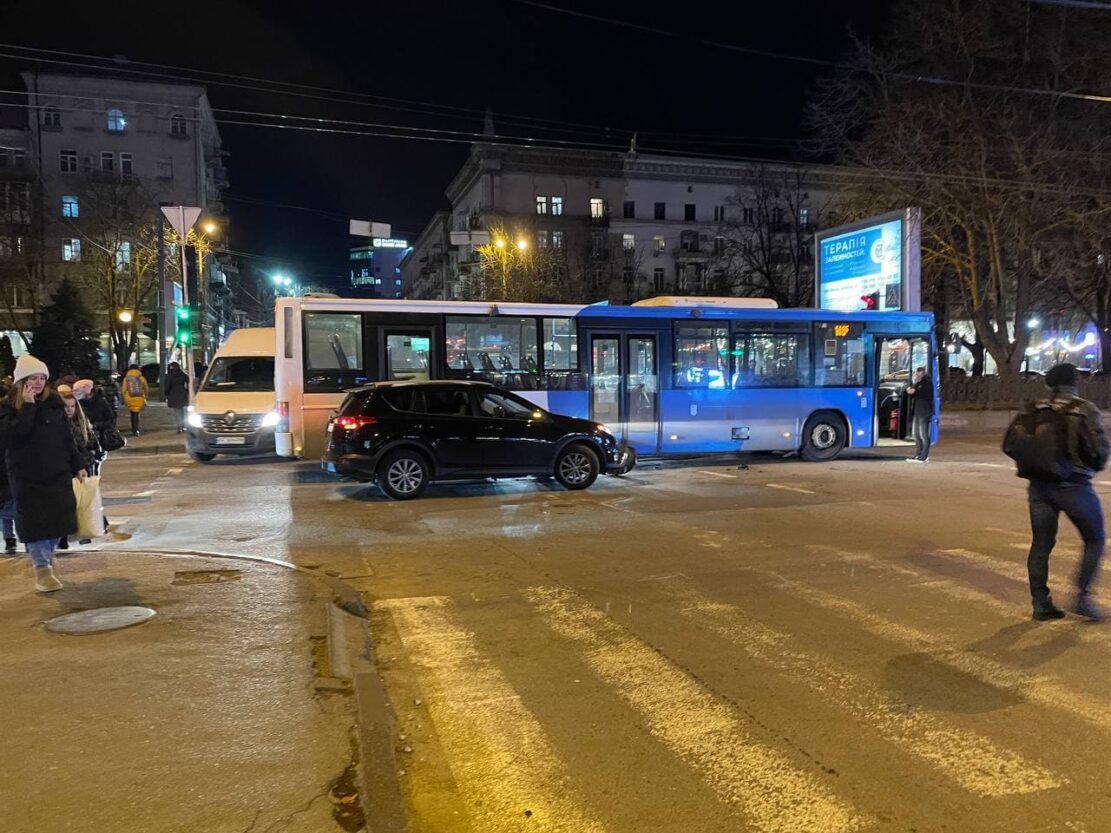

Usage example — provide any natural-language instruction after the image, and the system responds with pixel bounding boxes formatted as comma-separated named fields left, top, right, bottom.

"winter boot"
left=4, top=537, right=16, bottom=554
left=33, top=566, right=62, bottom=592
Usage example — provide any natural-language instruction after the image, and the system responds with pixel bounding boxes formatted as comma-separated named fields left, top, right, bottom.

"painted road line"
left=765, top=569, right=1111, bottom=735
left=698, top=470, right=737, bottom=479
left=527, top=586, right=863, bottom=833
left=938, top=548, right=1029, bottom=585
left=376, top=596, right=608, bottom=833
left=766, top=483, right=817, bottom=495
left=659, top=580, right=1059, bottom=796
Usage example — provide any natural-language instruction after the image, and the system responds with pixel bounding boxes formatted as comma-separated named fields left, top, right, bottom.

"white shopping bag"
left=72, top=475, right=105, bottom=540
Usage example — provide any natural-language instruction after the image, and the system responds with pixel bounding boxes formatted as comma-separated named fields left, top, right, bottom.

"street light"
left=1027, top=317, right=1041, bottom=329
left=516, top=239, right=528, bottom=250
left=202, top=221, right=219, bottom=236
left=117, top=310, right=134, bottom=324
left=494, top=238, right=507, bottom=249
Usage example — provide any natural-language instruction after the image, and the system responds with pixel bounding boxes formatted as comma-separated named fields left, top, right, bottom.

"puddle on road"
left=170, top=569, right=243, bottom=586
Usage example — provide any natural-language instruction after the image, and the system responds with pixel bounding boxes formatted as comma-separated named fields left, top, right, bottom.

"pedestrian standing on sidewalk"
left=0, top=355, right=87, bottom=592
left=905, top=366, right=935, bottom=463
left=163, top=361, right=190, bottom=433
left=1004, top=362, right=1110, bottom=621
left=121, top=364, right=148, bottom=436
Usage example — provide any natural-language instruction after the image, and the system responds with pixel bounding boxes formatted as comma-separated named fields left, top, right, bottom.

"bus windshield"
left=201, top=357, right=275, bottom=392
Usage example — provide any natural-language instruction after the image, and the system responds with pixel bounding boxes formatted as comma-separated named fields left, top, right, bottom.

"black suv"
left=322, top=381, right=630, bottom=499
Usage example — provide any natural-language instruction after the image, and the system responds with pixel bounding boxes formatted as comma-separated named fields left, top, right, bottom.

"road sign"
left=350, top=219, right=391, bottom=238
left=161, top=206, right=202, bottom=238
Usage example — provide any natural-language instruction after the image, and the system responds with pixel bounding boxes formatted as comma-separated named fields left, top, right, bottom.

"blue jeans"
left=1027, top=480, right=1106, bottom=606
left=0, top=498, right=14, bottom=539
left=913, top=414, right=932, bottom=460
left=25, top=539, right=56, bottom=569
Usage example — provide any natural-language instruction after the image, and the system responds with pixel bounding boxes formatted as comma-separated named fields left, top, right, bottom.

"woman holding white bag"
left=61, top=390, right=103, bottom=546
left=0, top=355, right=86, bottom=592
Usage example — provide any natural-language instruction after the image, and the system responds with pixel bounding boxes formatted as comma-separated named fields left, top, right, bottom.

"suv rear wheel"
left=554, top=444, right=599, bottom=490
left=377, top=449, right=430, bottom=500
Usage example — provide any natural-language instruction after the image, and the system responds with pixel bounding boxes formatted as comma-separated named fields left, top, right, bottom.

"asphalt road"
left=98, top=433, right=1111, bottom=833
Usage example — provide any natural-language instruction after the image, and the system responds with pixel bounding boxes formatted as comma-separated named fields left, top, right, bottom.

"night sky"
left=0, top=0, right=889, bottom=289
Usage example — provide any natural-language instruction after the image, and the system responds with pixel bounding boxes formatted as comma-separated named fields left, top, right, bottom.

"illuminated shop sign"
left=814, top=209, right=920, bottom=312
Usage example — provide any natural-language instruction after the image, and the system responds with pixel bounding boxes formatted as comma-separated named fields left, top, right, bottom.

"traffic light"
left=141, top=313, right=158, bottom=342
left=860, top=291, right=880, bottom=311
left=174, top=305, right=192, bottom=346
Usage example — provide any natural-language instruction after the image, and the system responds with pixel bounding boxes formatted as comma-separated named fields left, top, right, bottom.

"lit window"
left=170, top=114, right=187, bottom=137
left=799, top=207, right=810, bottom=227
left=551, top=196, right=563, bottom=216
left=622, top=233, right=635, bottom=250
left=537, top=230, right=550, bottom=249
left=535, top=195, right=548, bottom=215
left=157, top=157, right=173, bottom=179
left=107, top=108, right=126, bottom=132
left=115, top=241, right=131, bottom=269
left=653, top=235, right=666, bottom=252
left=62, top=196, right=79, bottom=218
left=59, top=149, right=77, bottom=173
left=62, top=238, right=81, bottom=262
left=590, top=198, right=604, bottom=219
left=43, top=108, right=61, bottom=128
left=101, top=151, right=114, bottom=173
left=552, top=230, right=564, bottom=250
left=120, top=153, right=133, bottom=177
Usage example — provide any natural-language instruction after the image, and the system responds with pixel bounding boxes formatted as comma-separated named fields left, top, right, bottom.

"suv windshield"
left=200, top=357, right=274, bottom=392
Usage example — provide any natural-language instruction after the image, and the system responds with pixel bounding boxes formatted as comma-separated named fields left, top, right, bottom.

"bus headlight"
left=261, top=410, right=280, bottom=428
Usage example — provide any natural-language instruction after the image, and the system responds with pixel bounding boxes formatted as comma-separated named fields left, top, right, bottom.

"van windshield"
left=201, top=357, right=274, bottom=392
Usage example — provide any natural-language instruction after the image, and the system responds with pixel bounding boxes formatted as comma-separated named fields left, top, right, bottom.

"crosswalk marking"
left=766, top=483, right=817, bottom=495
left=765, top=567, right=1111, bottom=735
left=377, top=596, right=608, bottom=833
left=527, top=585, right=863, bottom=833
left=657, top=579, right=1060, bottom=796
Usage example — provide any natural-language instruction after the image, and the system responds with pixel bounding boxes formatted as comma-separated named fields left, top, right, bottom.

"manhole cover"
left=45, top=606, right=156, bottom=635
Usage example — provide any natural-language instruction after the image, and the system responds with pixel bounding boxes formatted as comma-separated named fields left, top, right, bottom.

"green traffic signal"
left=174, top=304, right=193, bottom=345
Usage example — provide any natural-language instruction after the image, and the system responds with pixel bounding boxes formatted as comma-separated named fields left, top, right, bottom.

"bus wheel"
left=800, top=412, right=845, bottom=462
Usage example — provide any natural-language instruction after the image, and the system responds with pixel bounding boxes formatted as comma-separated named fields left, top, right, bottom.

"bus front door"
left=875, top=336, right=931, bottom=443
left=589, top=333, right=659, bottom=455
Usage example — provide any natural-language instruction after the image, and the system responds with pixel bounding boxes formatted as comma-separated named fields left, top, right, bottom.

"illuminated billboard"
left=814, top=209, right=920, bottom=312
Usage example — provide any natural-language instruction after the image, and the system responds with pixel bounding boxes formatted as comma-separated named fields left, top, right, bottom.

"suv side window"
left=424, top=388, right=473, bottom=417
left=478, top=391, right=535, bottom=420
left=382, top=387, right=421, bottom=413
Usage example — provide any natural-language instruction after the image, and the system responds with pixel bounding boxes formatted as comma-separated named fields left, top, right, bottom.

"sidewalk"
left=0, top=550, right=360, bottom=833
left=112, top=401, right=187, bottom=455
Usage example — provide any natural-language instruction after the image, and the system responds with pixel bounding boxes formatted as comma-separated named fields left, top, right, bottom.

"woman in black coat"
left=163, top=362, right=190, bottom=433
left=0, top=355, right=87, bottom=592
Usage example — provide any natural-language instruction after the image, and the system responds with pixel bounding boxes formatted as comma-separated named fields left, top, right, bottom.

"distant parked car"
left=322, top=380, right=630, bottom=499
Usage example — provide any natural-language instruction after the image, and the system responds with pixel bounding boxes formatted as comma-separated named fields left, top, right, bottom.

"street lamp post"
left=161, top=206, right=202, bottom=405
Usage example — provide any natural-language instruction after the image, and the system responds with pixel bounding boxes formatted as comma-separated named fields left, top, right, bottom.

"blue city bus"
left=275, top=296, right=938, bottom=461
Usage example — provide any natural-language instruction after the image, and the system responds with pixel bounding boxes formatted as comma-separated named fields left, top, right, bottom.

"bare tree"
left=0, top=233, right=49, bottom=348
left=713, top=167, right=832, bottom=307
left=809, top=0, right=1111, bottom=375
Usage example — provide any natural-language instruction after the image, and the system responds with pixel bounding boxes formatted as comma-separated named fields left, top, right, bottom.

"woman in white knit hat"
left=0, top=354, right=87, bottom=591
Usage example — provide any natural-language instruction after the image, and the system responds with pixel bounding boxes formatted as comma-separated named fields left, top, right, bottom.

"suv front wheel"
left=377, top=449, right=430, bottom=500
left=554, top=444, right=600, bottom=490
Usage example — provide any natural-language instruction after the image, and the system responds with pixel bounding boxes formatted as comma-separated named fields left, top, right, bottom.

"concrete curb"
left=82, top=546, right=408, bottom=832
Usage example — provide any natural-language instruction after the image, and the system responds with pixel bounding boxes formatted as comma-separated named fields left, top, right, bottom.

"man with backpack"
left=1004, top=363, right=1110, bottom=621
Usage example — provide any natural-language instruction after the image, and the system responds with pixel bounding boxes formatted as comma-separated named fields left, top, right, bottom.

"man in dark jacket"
left=905, top=366, right=935, bottom=463
left=1023, top=363, right=1110, bottom=621
left=163, top=361, right=190, bottom=433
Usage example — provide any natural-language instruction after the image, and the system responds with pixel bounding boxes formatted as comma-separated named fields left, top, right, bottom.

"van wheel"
left=378, top=450, right=430, bottom=500
left=190, top=451, right=216, bottom=463
left=800, top=412, right=846, bottom=462
left=554, top=444, right=599, bottom=490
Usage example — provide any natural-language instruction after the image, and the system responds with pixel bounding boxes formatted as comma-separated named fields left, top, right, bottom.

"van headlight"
left=261, top=410, right=280, bottom=428
left=186, top=410, right=204, bottom=428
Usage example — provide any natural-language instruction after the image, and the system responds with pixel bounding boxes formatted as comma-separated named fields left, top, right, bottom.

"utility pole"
left=161, top=206, right=201, bottom=405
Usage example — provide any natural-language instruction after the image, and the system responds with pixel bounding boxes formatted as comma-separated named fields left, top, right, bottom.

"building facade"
left=350, top=234, right=410, bottom=298
left=0, top=71, right=228, bottom=369
left=404, top=143, right=851, bottom=304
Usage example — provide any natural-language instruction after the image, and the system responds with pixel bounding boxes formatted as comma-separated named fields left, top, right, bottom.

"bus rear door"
left=587, top=333, right=660, bottom=454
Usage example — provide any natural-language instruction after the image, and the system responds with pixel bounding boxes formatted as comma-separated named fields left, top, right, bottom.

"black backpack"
left=1003, top=400, right=1089, bottom=482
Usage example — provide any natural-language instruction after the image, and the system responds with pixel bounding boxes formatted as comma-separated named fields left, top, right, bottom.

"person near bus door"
left=905, top=366, right=934, bottom=463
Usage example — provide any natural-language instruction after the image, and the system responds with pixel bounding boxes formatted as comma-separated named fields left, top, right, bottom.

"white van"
left=185, top=327, right=277, bottom=462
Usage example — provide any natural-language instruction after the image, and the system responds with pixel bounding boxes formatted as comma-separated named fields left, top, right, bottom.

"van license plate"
left=215, top=436, right=246, bottom=445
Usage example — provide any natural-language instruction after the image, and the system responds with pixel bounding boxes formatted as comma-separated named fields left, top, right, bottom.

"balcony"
left=587, top=213, right=611, bottom=227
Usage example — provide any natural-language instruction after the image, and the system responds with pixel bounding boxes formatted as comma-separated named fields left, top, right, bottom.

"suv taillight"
left=276, top=400, right=290, bottom=432
left=334, top=415, right=377, bottom=431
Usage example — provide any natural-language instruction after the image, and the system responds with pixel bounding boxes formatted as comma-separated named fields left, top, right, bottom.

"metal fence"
left=941, top=376, right=1111, bottom=410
